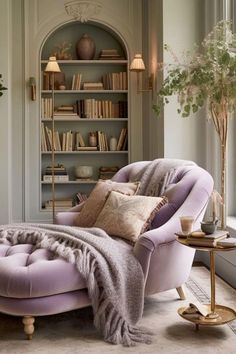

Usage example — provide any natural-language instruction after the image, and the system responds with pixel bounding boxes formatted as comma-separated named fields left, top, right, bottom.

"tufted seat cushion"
left=0, top=244, right=86, bottom=298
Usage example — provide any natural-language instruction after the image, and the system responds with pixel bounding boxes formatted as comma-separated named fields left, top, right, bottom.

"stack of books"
left=44, top=198, right=73, bottom=211
left=99, top=166, right=119, bottom=180
left=187, top=229, right=229, bottom=247
left=83, top=82, right=104, bottom=90
left=98, top=49, right=124, bottom=60
left=54, top=105, right=77, bottom=116
left=43, top=164, right=69, bottom=182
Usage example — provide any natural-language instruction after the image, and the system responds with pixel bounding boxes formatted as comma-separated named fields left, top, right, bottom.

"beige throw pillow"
left=94, top=191, right=168, bottom=242
left=75, top=180, right=140, bottom=227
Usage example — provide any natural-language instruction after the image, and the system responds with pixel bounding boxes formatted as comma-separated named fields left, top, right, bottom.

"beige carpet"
left=0, top=266, right=235, bottom=354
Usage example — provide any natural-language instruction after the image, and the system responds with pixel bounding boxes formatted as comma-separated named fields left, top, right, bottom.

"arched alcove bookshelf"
left=40, top=21, right=129, bottom=210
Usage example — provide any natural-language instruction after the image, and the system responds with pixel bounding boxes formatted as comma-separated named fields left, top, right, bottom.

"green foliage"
left=153, top=21, right=236, bottom=118
left=0, top=74, right=7, bottom=97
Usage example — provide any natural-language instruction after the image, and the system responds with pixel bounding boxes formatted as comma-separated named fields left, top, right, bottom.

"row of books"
left=42, top=71, right=127, bottom=91
left=75, top=99, right=127, bottom=119
left=102, top=72, right=127, bottom=90
left=41, top=123, right=86, bottom=152
left=41, top=98, right=128, bottom=119
left=41, top=98, right=53, bottom=119
left=44, top=198, right=73, bottom=211
left=116, top=127, right=128, bottom=151
left=41, top=123, right=128, bottom=152
left=71, top=73, right=82, bottom=90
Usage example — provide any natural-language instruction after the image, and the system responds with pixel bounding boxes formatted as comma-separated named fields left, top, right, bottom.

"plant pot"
left=76, top=34, right=96, bottom=60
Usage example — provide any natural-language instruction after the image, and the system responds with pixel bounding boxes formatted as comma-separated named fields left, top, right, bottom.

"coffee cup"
left=179, top=216, right=194, bottom=235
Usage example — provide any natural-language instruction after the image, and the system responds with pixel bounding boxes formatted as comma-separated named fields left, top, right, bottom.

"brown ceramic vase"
left=76, top=34, right=96, bottom=60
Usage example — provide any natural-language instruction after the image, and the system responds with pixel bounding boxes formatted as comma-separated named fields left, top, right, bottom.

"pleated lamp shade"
left=129, top=54, right=146, bottom=72
left=45, top=56, right=61, bottom=73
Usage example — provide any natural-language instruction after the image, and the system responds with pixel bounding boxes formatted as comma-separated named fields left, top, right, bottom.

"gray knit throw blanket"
left=0, top=223, right=152, bottom=346
left=136, top=158, right=196, bottom=196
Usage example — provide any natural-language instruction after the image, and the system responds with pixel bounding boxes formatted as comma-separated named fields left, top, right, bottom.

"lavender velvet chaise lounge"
left=0, top=160, right=213, bottom=339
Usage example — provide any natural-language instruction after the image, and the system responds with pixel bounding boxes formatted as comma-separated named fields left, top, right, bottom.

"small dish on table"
left=175, top=231, right=189, bottom=238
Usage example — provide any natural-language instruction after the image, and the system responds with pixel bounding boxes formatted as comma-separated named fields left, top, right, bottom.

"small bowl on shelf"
left=75, top=166, right=93, bottom=179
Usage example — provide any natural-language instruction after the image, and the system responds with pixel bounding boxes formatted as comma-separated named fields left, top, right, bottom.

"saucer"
left=175, top=231, right=189, bottom=238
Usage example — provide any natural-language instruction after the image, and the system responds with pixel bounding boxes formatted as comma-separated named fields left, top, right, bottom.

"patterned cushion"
left=94, top=191, right=167, bottom=242
left=75, top=180, right=140, bottom=227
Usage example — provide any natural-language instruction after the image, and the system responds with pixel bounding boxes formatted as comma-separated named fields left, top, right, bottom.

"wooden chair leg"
left=176, top=286, right=186, bottom=300
left=22, top=316, right=35, bottom=340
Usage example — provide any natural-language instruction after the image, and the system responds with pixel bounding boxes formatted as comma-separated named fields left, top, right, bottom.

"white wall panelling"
left=0, top=0, right=12, bottom=224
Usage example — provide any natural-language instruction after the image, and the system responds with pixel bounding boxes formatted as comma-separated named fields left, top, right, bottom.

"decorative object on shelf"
left=76, top=33, right=96, bottom=60
left=210, top=189, right=222, bottom=222
left=88, top=132, right=97, bottom=147
left=99, top=49, right=124, bottom=60
left=75, top=165, right=93, bottom=179
left=129, top=54, right=154, bottom=95
left=29, top=77, right=36, bottom=101
left=44, top=56, right=61, bottom=222
left=0, top=74, right=7, bottom=97
left=64, top=1, right=102, bottom=22
left=59, top=85, right=66, bottom=90
left=43, top=72, right=65, bottom=90
left=43, top=164, right=69, bottom=182
left=153, top=20, right=236, bottom=230
left=109, top=136, right=117, bottom=151
left=52, top=41, right=72, bottom=60
left=98, top=166, right=119, bottom=180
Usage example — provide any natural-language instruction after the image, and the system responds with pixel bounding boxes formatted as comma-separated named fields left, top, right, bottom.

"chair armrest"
left=54, top=212, right=80, bottom=226
left=136, top=218, right=179, bottom=252
left=54, top=202, right=85, bottom=226
left=133, top=219, right=178, bottom=279
left=69, top=202, right=85, bottom=212
left=133, top=184, right=210, bottom=279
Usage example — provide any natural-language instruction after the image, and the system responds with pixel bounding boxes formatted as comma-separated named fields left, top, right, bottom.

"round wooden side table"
left=176, top=236, right=236, bottom=330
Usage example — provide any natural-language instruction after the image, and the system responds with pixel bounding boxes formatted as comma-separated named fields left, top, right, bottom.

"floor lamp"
left=45, top=56, right=61, bottom=223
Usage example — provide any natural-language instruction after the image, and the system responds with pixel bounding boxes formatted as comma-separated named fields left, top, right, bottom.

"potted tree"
left=0, top=74, right=7, bottom=97
left=153, top=21, right=236, bottom=230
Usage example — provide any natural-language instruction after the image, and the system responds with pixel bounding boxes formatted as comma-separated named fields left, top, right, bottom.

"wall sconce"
left=29, top=77, right=36, bottom=101
left=129, top=54, right=154, bottom=95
